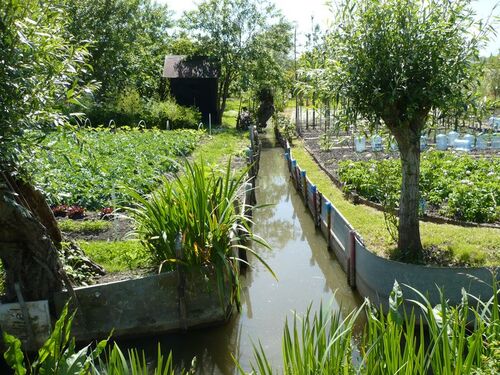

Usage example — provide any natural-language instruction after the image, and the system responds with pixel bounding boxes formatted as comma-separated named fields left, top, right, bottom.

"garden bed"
left=301, top=128, right=500, bottom=225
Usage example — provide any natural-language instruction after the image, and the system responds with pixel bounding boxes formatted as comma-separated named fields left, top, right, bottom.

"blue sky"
left=161, top=0, right=499, bottom=56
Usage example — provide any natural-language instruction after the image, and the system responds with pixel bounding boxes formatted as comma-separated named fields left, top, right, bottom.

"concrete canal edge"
left=275, top=127, right=499, bottom=310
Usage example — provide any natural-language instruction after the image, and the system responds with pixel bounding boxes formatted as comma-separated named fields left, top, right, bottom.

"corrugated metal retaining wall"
left=277, top=130, right=498, bottom=310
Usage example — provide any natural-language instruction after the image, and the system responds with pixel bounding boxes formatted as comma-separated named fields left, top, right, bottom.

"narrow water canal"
left=126, top=134, right=363, bottom=374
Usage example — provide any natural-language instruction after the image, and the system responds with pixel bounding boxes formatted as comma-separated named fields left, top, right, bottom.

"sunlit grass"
left=58, top=219, right=111, bottom=234
left=194, top=98, right=249, bottom=168
left=78, top=240, right=149, bottom=273
left=291, top=141, right=500, bottom=266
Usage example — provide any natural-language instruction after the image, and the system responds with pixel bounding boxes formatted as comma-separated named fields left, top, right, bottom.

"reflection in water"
left=120, top=135, right=362, bottom=374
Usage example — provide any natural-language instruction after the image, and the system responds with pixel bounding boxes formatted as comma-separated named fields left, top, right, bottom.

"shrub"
left=144, top=99, right=201, bottom=129
left=83, top=89, right=201, bottom=129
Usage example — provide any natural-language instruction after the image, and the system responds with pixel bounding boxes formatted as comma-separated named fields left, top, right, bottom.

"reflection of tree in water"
left=290, top=174, right=364, bottom=320
left=253, top=151, right=299, bottom=250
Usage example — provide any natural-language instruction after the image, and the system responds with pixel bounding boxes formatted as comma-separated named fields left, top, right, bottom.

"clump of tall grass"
left=2, top=303, right=192, bottom=375
left=243, top=277, right=499, bottom=374
left=126, top=158, right=273, bottom=307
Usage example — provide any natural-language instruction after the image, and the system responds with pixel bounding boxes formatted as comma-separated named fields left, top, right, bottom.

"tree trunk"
left=217, top=70, right=232, bottom=124
left=397, top=140, right=423, bottom=262
left=385, top=112, right=426, bottom=263
left=0, top=176, right=64, bottom=302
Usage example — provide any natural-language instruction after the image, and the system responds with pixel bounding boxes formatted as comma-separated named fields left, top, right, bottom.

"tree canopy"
left=0, top=0, right=92, bottom=173
left=322, top=0, right=488, bottom=261
left=66, top=0, right=172, bottom=100
left=180, top=0, right=292, bottom=122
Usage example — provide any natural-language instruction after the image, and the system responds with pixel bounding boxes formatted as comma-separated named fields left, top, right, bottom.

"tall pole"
left=294, top=26, right=299, bottom=135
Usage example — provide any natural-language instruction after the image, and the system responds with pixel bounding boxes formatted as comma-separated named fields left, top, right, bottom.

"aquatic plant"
left=2, top=303, right=189, bottom=375
left=126, top=158, right=274, bottom=307
left=241, top=278, right=500, bottom=374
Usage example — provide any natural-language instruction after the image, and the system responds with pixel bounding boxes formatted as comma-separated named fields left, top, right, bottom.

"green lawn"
left=79, top=240, right=149, bottom=273
left=291, top=142, right=500, bottom=266
left=58, top=219, right=112, bottom=234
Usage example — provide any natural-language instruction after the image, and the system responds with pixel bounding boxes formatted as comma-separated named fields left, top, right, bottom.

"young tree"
left=181, top=0, right=292, bottom=123
left=0, top=0, right=91, bottom=301
left=325, top=0, right=488, bottom=261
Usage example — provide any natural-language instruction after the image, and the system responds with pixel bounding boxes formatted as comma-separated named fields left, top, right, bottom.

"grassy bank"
left=291, top=141, right=500, bottom=266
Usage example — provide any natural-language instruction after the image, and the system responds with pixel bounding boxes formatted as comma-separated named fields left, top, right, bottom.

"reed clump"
left=245, top=278, right=499, bottom=374
left=126, top=158, right=272, bottom=307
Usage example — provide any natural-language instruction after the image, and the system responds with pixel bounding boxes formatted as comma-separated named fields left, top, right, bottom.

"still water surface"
left=124, top=135, right=363, bottom=374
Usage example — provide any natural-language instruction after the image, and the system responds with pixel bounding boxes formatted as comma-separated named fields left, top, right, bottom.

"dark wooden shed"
left=163, top=55, right=219, bottom=124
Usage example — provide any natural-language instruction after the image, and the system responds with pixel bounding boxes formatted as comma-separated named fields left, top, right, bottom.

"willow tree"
left=326, top=0, right=487, bottom=261
left=0, top=0, right=91, bottom=301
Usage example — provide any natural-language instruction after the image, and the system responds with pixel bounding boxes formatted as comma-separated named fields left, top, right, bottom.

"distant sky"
left=160, top=0, right=499, bottom=56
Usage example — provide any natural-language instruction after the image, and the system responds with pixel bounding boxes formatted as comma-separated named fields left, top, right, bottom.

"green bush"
left=144, top=99, right=201, bottom=129
left=83, top=89, right=201, bottom=129
left=126, top=158, right=273, bottom=307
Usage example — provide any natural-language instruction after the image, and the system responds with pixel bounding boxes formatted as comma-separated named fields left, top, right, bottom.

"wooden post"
left=311, top=185, right=318, bottom=226
left=175, top=233, right=187, bottom=329
left=301, top=171, right=307, bottom=200
left=326, top=202, right=332, bottom=251
left=348, top=230, right=356, bottom=289
left=14, top=283, right=36, bottom=349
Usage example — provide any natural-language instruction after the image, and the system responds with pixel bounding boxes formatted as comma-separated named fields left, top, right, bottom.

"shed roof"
left=162, top=55, right=218, bottom=79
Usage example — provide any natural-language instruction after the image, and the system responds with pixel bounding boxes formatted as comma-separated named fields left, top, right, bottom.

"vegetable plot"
left=339, top=152, right=499, bottom=223
left=26, top=128, right=204, bottom=210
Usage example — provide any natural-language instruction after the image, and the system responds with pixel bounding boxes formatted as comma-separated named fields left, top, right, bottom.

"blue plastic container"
left=371, top=135, right=383, bottom=152
left=436, top=134, right=448, bottom=150
left=447, top=131, right=459, bottom=147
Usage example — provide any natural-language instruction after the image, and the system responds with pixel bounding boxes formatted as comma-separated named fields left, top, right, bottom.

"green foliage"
left=3, top=303, right=108, bottom=374
left=479, top=54, right=500, bottom=102
left=325, top=0, right=487, bottom=123
left=181, top=0, right=292, bottom=118
left=126, top=158, right=273, bottom=306
left=58, top=242, right=106, bottom=286
left=85, top=92, right=202, bottom=129
left=242, top=279, right=500, bottom=374
left=58, top=220, right=111, bottom=234
left=249, top=301, right=362, bottom=374
left=144, top=99, right=202, bottom=129
left=0, top=0, right=93, bottom=172
left=291, top=143, right=499, bottom=266
left=25, top=128, right=203, bottom=210
left=274, top=113, right=295, bottom=145
left=79, top=241, right=149, bottom=273
left=339, top=152, right=500, bottom=223
left=66, top=0, right=171, bottom=99
left=3, top=303, right=184, bottom=374
left=97, top=343, right=186, bottom=375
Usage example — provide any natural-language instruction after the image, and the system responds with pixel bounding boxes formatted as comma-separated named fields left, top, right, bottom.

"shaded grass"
left=292, top=141, right=500, bottom=266
left=59, top=219, right=112, bottom=234
left=79, top=240, right=149, bottom=272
